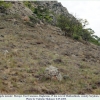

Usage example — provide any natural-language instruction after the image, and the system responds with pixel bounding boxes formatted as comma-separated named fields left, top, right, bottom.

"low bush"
left=73, top=34, right=80, bottom=40
left=24, top=1, right=34, bottom=12
left=25, top=16, right=39, bottom=27
left=0, top=1, right=12, bottom=13
left=33, top=6, right=52, bottom=23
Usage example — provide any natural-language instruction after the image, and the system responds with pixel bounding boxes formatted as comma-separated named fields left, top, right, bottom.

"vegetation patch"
left=0, top=1, right=12, bottom=13
left=34, top=6, right=53, bottom=23
left=24, top=1, right=34, bottom=12
left=57, top=14, right=100, bottom=45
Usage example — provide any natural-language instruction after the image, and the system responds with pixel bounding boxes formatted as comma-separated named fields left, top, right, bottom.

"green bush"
left=0, top=1, right=12, bottom=13
left=73, top=34, right=80, bottom=40
left=0, top=1, right=12, bottom=8
left=57, top=14, right=100, bottom=45
left=33, top=6, right=52, bottom=23
left=57, top=15, right=71, bottom=31
left=24, top=1, right=34, bottom=12
left=57, top=15, right=82, bottom=37
left=25, top=16, right=39, bottom=27
left=29, top=16, right=38, bottom=23
left=89, top=37, right=100, bottom=46
left=24, top=1, right=31, bottom=8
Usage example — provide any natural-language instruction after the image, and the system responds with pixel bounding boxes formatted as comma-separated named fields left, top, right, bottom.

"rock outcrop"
left=1, top=1, right=76, bottom=25
left=33, top=1, right=74, bottom=25
left=34, top=1, right=69, bottom=15
left=7, top=1, right=33, bottom=16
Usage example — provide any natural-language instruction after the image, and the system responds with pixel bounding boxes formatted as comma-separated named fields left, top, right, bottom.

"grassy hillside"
left=0, top=1, right=100, bottom=94
left=0, top=14, right=100, bottom=94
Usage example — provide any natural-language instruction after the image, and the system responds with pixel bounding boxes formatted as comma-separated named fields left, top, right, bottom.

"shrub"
left=0, top=1, right=12, bottom=13
left=73, top=34, right=80, bottom=40
left=89, top=37, right=100, bottom=46
left=57, top=14, right=100, bottom=45
left=33, top=6, right=52, bottom=23
left=24, top=1, right=34, bottom=12
left=57, top=15, right=71, bottom=32
left=0, top=1, right=12, bottom=8
left=29, top=16, right=39, bottom=23
left=25, top=16, right=39, bottom=27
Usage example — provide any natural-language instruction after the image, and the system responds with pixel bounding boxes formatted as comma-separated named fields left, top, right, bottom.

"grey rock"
left=7, top=1, right=33, bottom=16
left=33, top=1, right=70, bottom=25
left=45, top=65, right=63, bottom=81
left=35, top=1, right=69, bottom=15
left=56, top=73, right=62, bottom=81
left=4, top=1, right=78, bottom=26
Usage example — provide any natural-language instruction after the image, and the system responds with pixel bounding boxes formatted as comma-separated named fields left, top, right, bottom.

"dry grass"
left=0, top=15, right=100, bottom=94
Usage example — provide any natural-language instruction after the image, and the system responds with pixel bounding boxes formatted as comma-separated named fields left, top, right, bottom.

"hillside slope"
left=0, top=1, right=100, bottom=94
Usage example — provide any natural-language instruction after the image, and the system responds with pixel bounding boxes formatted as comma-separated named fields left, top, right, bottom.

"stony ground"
left=0, top=15, right=100, bottom=94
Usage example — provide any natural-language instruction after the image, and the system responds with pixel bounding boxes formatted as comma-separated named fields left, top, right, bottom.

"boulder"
left=44, top=65, right=63, bottom=81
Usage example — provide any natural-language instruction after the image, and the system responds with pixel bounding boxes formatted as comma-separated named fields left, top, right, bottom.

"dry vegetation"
left=0, top=15, right=100, bottom=94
